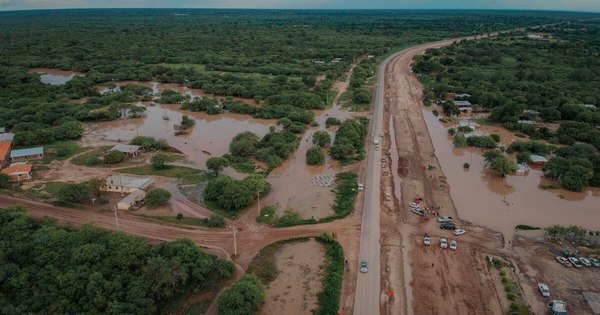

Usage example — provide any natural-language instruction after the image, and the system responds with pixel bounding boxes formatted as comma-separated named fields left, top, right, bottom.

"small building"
left=456, top=93, right=472, bottom=99
left=446, top=92, right=457, bottom=101
left=117, top=189, right=146, bottom=210
left=1, top=163, right=32, bottom=181
left=515, top=163, right=529, bottom=174
left=458, top=119, right=479, bottom=131
left=10, top=147, right=44, bottom=162
left=596, top=126, right=600, bottom=131
left=110, top=144, right=142, bottom=157
left=583, top=104, right=597, bottom=110
left=517, top=120, right=537, bottom=125
left=526, top=34, right=544, bottom=40
left=0, top=133, right=15, bottom=142
left=464, top=131, right=488, bottom=139
left=529, top=155, right=548, bottom=167
left=103, top=175, right=154, bottom=194
left=367, top=55, right=375, bottom=59
left=0, top=141, right=11, bottom=167
left=331, top=58, right=342, bottom=64
left=0, top=127, right=5, bottom=133
left=523, top=109, right=539, bottom=116
left=313, top=60, right=325, bottom=65
left=454, top=101, right=472, bottom=108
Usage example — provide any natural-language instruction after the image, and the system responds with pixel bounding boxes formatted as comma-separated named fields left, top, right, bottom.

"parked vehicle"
left=449, top=240, right=457, bottom=250
left=381, top=157, right=386, bottom=162
left=423, top=235, right=431, bottom=246
left=440, top=238, right=448, bottom=249
left=452, top=229, right=466, bottom=236
left=578, top=257, right=592, bottom=267
left=538, top=283, right=550, bottom=297
left=547, top=300, right=567, bottom=315
left=440, top=223, right=456, bottom=230
left=589, top=258, right=600, bottom=267
left=412, top=208, right=426, bottom=216
left=408, top=202, right=419, bottom=209
left=436, top=216, right=453, bottom=223
left=568, top=257, right=582, bottom=268
left=555, top=256, right=572, bottom=267
left=360, top=260, right=368, bottom=273
left=385, top=192, right=392, bottom=201
left=358, top=183, right=364, bottom=191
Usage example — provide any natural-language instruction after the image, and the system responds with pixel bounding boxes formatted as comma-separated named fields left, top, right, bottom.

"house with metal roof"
left=110, top=144, right=142, bottom=157
left=0, top=133, right=14, bottom=142
left=102, top=175, right=154, bottom=193
left=453, top=101, right=472, bottom=108
left=518, top=120, right=537, bottom=125
left=1, top=163, right=32, bottom=181
left=0, top=127, right=5, bottom=133
left=10, top=147, right=44, bottom=162
left=117, top=190, right=146, bottom=210
left=0, top=141, right=11, bottom=167
left=529, top=155, right=548, bottom=167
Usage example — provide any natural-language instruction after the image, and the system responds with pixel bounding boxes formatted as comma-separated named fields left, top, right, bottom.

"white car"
left=408, top=202, right=419, bottom=209
left=357, top=183, right=364, bottom=191
left=578, top=257, right=592, bottom=267
left=423, top=236, right=431, bottom=246
left=568, top=257, right=583, bottom=268
left=452, top=229, right=466, bottom=236
left=360, top=260, right=368, bottom=273
left=589, top=258, right=600, bottom=267
left=440, top=238, right=448, bottom=249
left=449, top=240, right=457, bottom=250
left=555, top=256, right=572, bottom=267
left=538, top=283, right=550, bottom=297
left=436, top=216, right=453, bottom=223
left=385, top=192, right=392, bottom=201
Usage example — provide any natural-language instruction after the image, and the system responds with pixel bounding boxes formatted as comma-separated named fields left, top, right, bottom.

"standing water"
left=29, top=68, right=84, bottom=85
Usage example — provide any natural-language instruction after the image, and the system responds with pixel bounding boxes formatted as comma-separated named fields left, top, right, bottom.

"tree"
left=516, top=152, right=531, bottom=164
left=561, top=165, right=593, bottom=192
left=489, top=156, right=517, bottom=177
left=181, top=115, right=195, bottom=129
left=325, top=117, right=341, bottom=127
left=453, top=135, right=467, bottom=148
left=312, top=131, right=331, bottom=147
left=206, top=157, right=230, bottom=176
left=88, top=177, right=106, bottom=198
left=151, top=153, right=173, bottom=169
left=483, top=150, right=503, bottom=167
left=229, top=132, right=260, bottom=157
left=0, top=173, right=10, bottom=188
left=352, top=88, right=371, bottom=104
left=217, top=273, right=265, bottom=315
left=145, top=188, right=171, bottom=207
left=443, top=101, right=460, bottom=116
left=57, top=183, right=89, bottom=203
left=103, top=150, right=124, bottom=164
left=306, top=146, right=325, bottom=165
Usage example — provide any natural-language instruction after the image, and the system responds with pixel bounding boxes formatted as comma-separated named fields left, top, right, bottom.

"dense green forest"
left=413, top=20, right=600, bottom=191
left=0, top=206, right=234, bottom=314
left=0, top=9, right=593, bottom=148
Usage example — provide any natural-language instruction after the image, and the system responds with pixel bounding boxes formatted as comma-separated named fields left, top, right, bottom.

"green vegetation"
left=330, top=117, right=368, bottom=162
left=204, top=174, right=270, bottom=215
left=306, top=146, right=325, bottom=165
left=515, top=224, right=541, bottom=230
left=483, top=150, right=517, bottom=177
left=102, top=150, right=125, bottom=164
left=325, top=117, right=342, bottom=127
left=180, top=115, right=195, bottom=129
left=312, top=130, right=332, bottom=147
left=43, top=141, right=86, bottom=161
left=223, top=154, right=256, bottom=174
left=0, top=173, right=11, bottom=188
left=0, top=206, right=233, bottom=314
left=229, top=130, right=300, bottom=170
left=256, top=206, right=276, bottom=224
left=217, top=273, right=265, bottom=315
left=129, top=136, right=169, bottom=151
left=56, top=182, right=89, bottom=203
left=206, top=156, right=230, bottom=176
left=138, top=213, right=225, bottom=228
left=341, top=59, right=377, bottom=111
left=415, top=23, right=600, bottom=191
left=150, top=152, right=173, bottom=169
left=118, top=165, right=207, bottom=184
left=145, top=188, right=172, bottom=207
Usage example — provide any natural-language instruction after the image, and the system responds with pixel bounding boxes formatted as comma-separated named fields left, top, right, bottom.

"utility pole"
left=232, top=225, right=237, bottom=256
left=256, top=190, right=261, bottom=217
left=113, top=204, right=120, bottom=231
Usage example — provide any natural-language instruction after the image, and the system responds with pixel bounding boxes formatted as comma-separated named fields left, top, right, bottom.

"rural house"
left=102, top=175, right=154, bottom=194
left=1, top=163, right=32, bottom=181
left=517, top=120, right=537, bottom=126
left=528, top=155, right=548, bottom=167
left=117, top=189, right=146, bottom=210
left=0, top=132, right=14, bottom=142
left=0, top=141, right=12, bottom=167
left=10, top=147, right=44, bottom=162
left=110, top=144, right=142, bottom=157
left=0, top=127, right=5, bottom=133
left=453, top=100, right=472, bottom=108
left=458, top=119, right=479, bottom=131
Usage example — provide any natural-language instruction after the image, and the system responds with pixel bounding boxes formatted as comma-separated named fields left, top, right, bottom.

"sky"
left=0, top=0, right=599, bottom=12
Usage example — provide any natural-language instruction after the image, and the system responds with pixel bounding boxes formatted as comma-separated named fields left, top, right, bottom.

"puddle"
left=423, top=109, right=600, bottom=238
left=29, top=68, right=84, bottom=85
left=259, top=240, right=325, bottom=315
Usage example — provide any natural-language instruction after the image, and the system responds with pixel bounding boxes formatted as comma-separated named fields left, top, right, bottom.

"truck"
left=548, top=300, right=567, bottom=315
left=373, top=137, right=379, bottom=145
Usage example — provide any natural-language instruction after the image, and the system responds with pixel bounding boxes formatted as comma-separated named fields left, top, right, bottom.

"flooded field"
left=85, top=103, right=274, bottom=168
left=29, top=68, right=84, bottom=85
left=259, top=240, right=325, bottom=314
left=423, top=109, right=600, bottom=237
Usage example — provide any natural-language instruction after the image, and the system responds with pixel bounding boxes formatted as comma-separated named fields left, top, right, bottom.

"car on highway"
left=538, top=283, right=550, bottom=297
left=578, top=257, right=592, bottom=267
left=555, top=256, right=572, bottom=267
left=436, top=216, right=453, bottom=223
left=385, top=192, right=392, bottom=201
left=423, top=235, right=431, bottom=246
left=357, top=183, right=364, bottom=191
left=449, top=240, right=457, bottom=250
left=360, top=260, right=368, bottom=273
left=589, top=258, right=600, bottom=267
left=568, top=257, right=583, bottom=268
left=381, top=157, right=386, bottom=162
left=452, top=229, right=466, bottom=236
left=440, top=238, right=448, bottom=249
left=440, top=223, right=456, bottom=230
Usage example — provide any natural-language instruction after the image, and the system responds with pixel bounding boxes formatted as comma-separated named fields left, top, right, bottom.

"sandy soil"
left=259, top=240, right=325, bottom=314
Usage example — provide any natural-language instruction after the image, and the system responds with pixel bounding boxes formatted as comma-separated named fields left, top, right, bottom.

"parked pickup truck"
left=568, top=257, right=583, bottom=268
left=436, top=216, right=453, bottom=223
left=548, top=300, right=567, bottom=315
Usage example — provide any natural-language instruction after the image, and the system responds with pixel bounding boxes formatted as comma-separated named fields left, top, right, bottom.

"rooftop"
left=530, top=155, right=548, bottom=163
left=0, top=142, right=11, bottom=159
left=111, top=144, right=141, bottom=154
left=10, top=147, right=44, bottom=158
left=1, top=163, right=32, bottom=175
left=0, top=133, right=15, bottom=142
left=454, top=100, right=472, bottom=107
left=106, top=175, right=154, bottom=189
left=517, top=120, right=537, bottom=125
left=119, top=190, right=146, bottom=205
left=0, top=127, right=5, bottom=133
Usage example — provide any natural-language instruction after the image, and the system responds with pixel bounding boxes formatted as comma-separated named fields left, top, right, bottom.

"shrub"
left=145, top=188, right=171, bottom=207
left=103, top=150, right=124, bottom=164
left=306, top=146, right=325, bottom=165
left=217, top=274, right=265, bottom=315
left=325, top=117, right=341, bottom=127
left=56, top=183, right=89, bottom=203
left=463, top=162, right=470, bottom=169
left=206, top=215, right=225, bottom=228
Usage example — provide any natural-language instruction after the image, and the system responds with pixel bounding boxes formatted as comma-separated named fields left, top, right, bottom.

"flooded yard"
left=29, top=68, right=84, bottom=85
left=259, top=240, right=325, bottom=315
left=423, top=109, right=600, bottom=237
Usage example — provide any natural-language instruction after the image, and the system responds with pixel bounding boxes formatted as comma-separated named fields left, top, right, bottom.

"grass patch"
left=119, top=165, right=208, bottom=184
left=539, top=183, right=561, bottom=190
left=203, top=199, right=239, bottom=219
left=43, top=141, right=86, bottom=162
left=515, top=224, right=541, bottom=231
left=71, top=147, right=110, bottom=166
left=256, top=206, right=276, bottom=224
left=224, top=154, right=256, bottom=174
left=137, top=214, right=225, bottom=228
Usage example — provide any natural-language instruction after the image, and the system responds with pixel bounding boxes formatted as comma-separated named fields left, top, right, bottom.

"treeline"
left=204, top=174, right=270, bottom=214
left=229, top=131, right=300, bottom=169
left=0, top=206, right=234, bottom=314
left=330, top=117, right=369, bottom=161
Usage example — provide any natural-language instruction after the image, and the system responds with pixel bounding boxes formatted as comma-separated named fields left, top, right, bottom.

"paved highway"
left=353, top=51, right=399, bottom=315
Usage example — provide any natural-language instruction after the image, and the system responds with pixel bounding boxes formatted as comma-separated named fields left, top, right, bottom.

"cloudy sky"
left=0, top=0, right=599, bottom=12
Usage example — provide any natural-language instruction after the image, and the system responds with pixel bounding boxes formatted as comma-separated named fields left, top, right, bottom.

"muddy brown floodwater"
left=85, top=103, right=274, bottom=168
left=259, top=240, right=325, bottom=315
left=422, top=108, right=600, bottom=238
left=29, top=68, right=85, bottom=85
